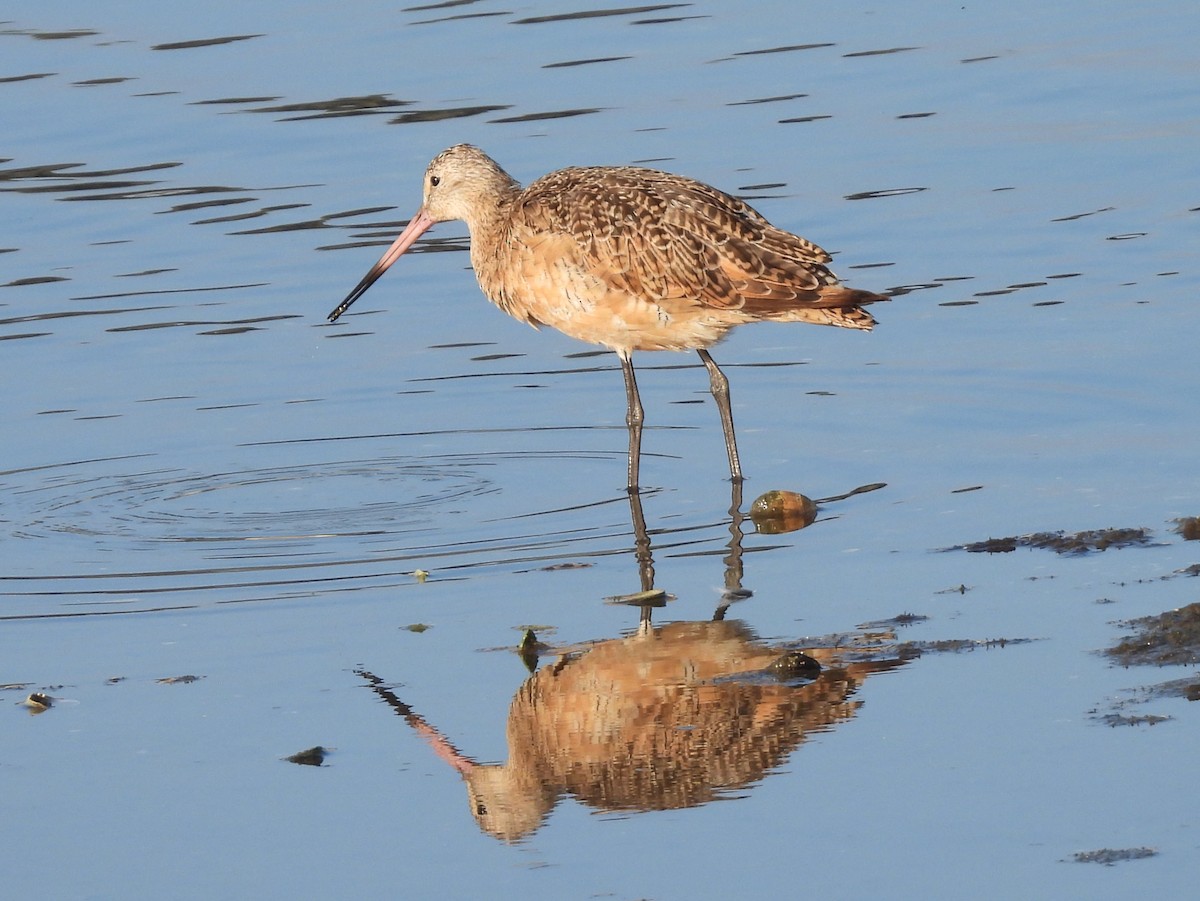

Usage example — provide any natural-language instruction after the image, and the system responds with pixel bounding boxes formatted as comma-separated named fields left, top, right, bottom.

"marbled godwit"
left=328, top=144, right=886, bottom=490
left=359, top=619, right=904, bottom=841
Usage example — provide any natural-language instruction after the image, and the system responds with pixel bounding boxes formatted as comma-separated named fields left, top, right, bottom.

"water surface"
left=3, top=2, right=1199, bottom=898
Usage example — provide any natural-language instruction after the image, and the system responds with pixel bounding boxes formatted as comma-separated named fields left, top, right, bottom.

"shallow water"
left=3, top=2, right=1199, bottom=898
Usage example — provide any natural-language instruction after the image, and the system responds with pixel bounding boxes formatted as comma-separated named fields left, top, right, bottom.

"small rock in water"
left=767, top=651, right=822, bottom=680
left=604, top=588, right=671, bottom=606
left=285, top=746, right=330, bottom=767
left=748, top=489, right=818, bottom=533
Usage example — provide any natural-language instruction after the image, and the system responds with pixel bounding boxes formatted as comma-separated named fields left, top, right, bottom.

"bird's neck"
left=463, top=181, right=519, bottom=249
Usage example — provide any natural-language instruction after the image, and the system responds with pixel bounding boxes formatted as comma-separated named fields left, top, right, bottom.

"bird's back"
left=471, top=163, right=882, bottom=353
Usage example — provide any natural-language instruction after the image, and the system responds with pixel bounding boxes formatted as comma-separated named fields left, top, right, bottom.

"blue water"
left=3, top=2, right=1199, bottom=898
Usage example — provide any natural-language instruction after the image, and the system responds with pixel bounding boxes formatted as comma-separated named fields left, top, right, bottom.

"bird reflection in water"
left=358, top=484, right=908, bottom=842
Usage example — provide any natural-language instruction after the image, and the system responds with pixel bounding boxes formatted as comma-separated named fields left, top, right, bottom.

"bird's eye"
left=430, top=175, right=441, bottom=187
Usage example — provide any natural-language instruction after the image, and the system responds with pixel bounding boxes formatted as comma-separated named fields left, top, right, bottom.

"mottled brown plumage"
left=361, top=619, right=907, bottom=842
left=329, top=144, right=886, bottom=488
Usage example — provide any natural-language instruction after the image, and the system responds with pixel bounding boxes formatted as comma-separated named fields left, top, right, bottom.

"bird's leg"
left=697, top=349, right=743, bottom=483
left=713, top=478, right=747, bottom=621
left=620, top=353, right=644, bottom=493
left=626, top=483, right=656, bottom=593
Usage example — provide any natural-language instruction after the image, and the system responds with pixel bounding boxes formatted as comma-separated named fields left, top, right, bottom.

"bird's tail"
left=790, top=286, right=888, bottom=331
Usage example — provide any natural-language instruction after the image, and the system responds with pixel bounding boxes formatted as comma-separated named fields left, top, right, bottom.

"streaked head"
left=420, top=144, right=516, bottom=226
left=326, top=144, right=516, bottom=323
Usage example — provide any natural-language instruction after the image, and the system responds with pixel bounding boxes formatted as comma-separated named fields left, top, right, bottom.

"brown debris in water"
left=1096, top=712, right=1172, bottom=727
left=1148, top=675, right=1200, bottom=702
left=1104, top=602, right=1200, bottom=667
left=905, top=637, right=1034, bottom=654
left=858, top=612, right=930, bottom=629
left=791, top=626, right=1033, bottom=662
left=1174, top=516, right=1200, bottom=541
left=935, top=583, right=972, bottom=595
left=1070, top=847, right=1157, bottom=865
left=1092, top=603, right=1200, bottom=724
left=959, top=527, right=1158, bottom=555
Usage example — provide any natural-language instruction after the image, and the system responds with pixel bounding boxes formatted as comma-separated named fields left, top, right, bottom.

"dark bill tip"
left=326, top=264, right=384, bottom=323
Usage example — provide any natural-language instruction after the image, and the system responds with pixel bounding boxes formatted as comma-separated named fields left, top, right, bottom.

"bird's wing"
left=514, top=167, right=840, bottom=313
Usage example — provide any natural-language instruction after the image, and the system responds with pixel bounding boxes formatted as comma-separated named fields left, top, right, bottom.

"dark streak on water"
left=543, top=56, right=632, bottom=69
left=391, top=105, right=512, bottom=124
left=844, top=187, right=928, bottom=200
left=151, top=34, right=264, bottom=51
left=843, top=46, right=921, bottom=57
left=489, top=107, right=605, bottom=123
left=512, top=4, right=691, bottom=25
left=728, top=93, right=808, bottom=105
left=731, top=43, right=836, bottom=57
left=244, top=94, right=413, bottom=121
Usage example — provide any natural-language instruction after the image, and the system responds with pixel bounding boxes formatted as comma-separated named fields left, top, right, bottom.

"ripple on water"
left=0, top=452, right=488, bottom=613
left=0, top=445, right=656, bottom=618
